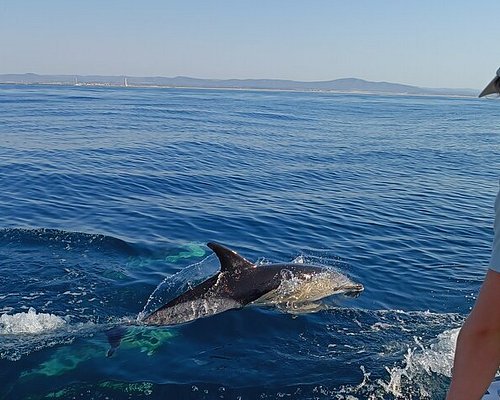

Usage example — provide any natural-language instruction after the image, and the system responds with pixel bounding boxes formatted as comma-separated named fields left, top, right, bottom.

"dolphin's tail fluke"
left=106, top=325, right=127, bottom=357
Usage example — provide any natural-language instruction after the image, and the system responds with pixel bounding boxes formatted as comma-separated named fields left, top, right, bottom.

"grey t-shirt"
left=489, top=186, right=500, bottom=273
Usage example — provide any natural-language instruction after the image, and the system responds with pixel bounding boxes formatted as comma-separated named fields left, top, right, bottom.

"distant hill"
left=0, top=73, right=478, bottom=96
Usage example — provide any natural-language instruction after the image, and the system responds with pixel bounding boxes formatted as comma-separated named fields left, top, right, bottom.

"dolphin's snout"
left=344, top=283, right=364, bottom=298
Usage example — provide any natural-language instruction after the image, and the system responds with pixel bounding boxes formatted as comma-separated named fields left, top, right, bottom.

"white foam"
left=377, top=328, right=460, bottom=397
left=0, top=307, right=66, bottom=334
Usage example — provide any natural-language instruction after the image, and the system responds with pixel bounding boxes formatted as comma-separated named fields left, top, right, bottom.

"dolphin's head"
left=254, top=265, right=363, bottom=305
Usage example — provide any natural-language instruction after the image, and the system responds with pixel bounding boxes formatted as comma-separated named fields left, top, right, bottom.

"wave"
left=312, top=309, right=464, bottom=399
left=319, top=328, right=460, bottom=399
left=235, top=110, right=312, bottom=122
left=0, top=228, right=140, bottom=256
left=377, top=328, right=459, bottom=396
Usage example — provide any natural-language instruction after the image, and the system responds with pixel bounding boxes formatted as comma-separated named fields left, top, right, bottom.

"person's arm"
left=446, top=269, right=500, bottom=400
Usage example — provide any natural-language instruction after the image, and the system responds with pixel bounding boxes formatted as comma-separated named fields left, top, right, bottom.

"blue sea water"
left=0, top=84, right=499, bottom=399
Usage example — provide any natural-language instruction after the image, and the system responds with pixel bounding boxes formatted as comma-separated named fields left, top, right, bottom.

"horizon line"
left=0, top=72, right=479, bottom=91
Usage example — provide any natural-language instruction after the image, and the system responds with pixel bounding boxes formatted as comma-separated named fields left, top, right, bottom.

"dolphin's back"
left=141, top=243, right=276, bottom=325
left=142, top=266, right=281, bottom=325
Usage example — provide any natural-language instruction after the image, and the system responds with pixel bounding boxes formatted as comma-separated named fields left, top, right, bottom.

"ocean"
left=0, top=84, right=499, bottom=399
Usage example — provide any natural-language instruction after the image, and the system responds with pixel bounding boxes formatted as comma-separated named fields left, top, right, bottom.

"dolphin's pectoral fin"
left=106, top=326, right=127, bottom=357
left=207, top=242, right=255, bottom=272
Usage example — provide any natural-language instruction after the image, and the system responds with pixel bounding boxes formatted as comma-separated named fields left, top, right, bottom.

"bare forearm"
left=446, top=321, right=500, bottom=400
left=447, top=270, right=500, bottom=400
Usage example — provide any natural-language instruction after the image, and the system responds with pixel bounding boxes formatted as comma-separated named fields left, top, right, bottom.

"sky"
left=0, top=0, right=499, bottom=89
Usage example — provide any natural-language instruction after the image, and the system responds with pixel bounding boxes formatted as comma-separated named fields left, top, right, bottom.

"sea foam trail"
left=0, top=308, right=104, bottom=362
left=377, top=328, right=460, bottom=397
left=0, top=308, right=66, bottom=335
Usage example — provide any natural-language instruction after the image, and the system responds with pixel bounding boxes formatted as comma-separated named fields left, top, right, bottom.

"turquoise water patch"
left=165, top=244, right=206, bottom=263
left=21, top=326, right=177, bottom=379
left=120, top=326, right=177, bottom=356
left=126, top=244, right=207, bottom=269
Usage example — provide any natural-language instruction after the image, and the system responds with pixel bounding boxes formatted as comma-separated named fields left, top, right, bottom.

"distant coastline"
left=0, top=73, right=478, bottom=97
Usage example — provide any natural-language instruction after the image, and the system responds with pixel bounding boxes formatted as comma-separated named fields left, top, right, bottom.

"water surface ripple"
left=0, top=85, right=499, bottom=399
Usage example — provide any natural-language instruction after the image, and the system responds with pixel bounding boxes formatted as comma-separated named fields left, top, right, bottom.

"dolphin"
left=141, top=242, right=363, bottom=326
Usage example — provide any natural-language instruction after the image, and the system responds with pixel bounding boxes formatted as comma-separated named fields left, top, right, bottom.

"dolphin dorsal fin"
left=207, top=242, right=254, bottom=273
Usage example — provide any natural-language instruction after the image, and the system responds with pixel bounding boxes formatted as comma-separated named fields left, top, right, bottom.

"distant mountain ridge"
left=0, top=73, right=477, bottom=96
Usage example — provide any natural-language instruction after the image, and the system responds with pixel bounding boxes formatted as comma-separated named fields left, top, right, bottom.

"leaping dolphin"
left=141, top=242, right=363, bottom=326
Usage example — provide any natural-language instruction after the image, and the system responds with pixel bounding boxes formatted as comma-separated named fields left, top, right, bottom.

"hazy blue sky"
left=1, top=0, right=498, bottom=89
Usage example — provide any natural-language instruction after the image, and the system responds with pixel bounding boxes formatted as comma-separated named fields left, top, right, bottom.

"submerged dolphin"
left=141, top=242, right=363, bottom=326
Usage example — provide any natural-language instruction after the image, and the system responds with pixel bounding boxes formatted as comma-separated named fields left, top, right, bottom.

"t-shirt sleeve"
left=488, top=186, right=500, bottom=273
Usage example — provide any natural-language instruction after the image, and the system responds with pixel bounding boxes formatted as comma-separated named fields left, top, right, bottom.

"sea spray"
left=138, top=254, right=215, bottom=321
left=0, top=307, right=66, bottom=334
